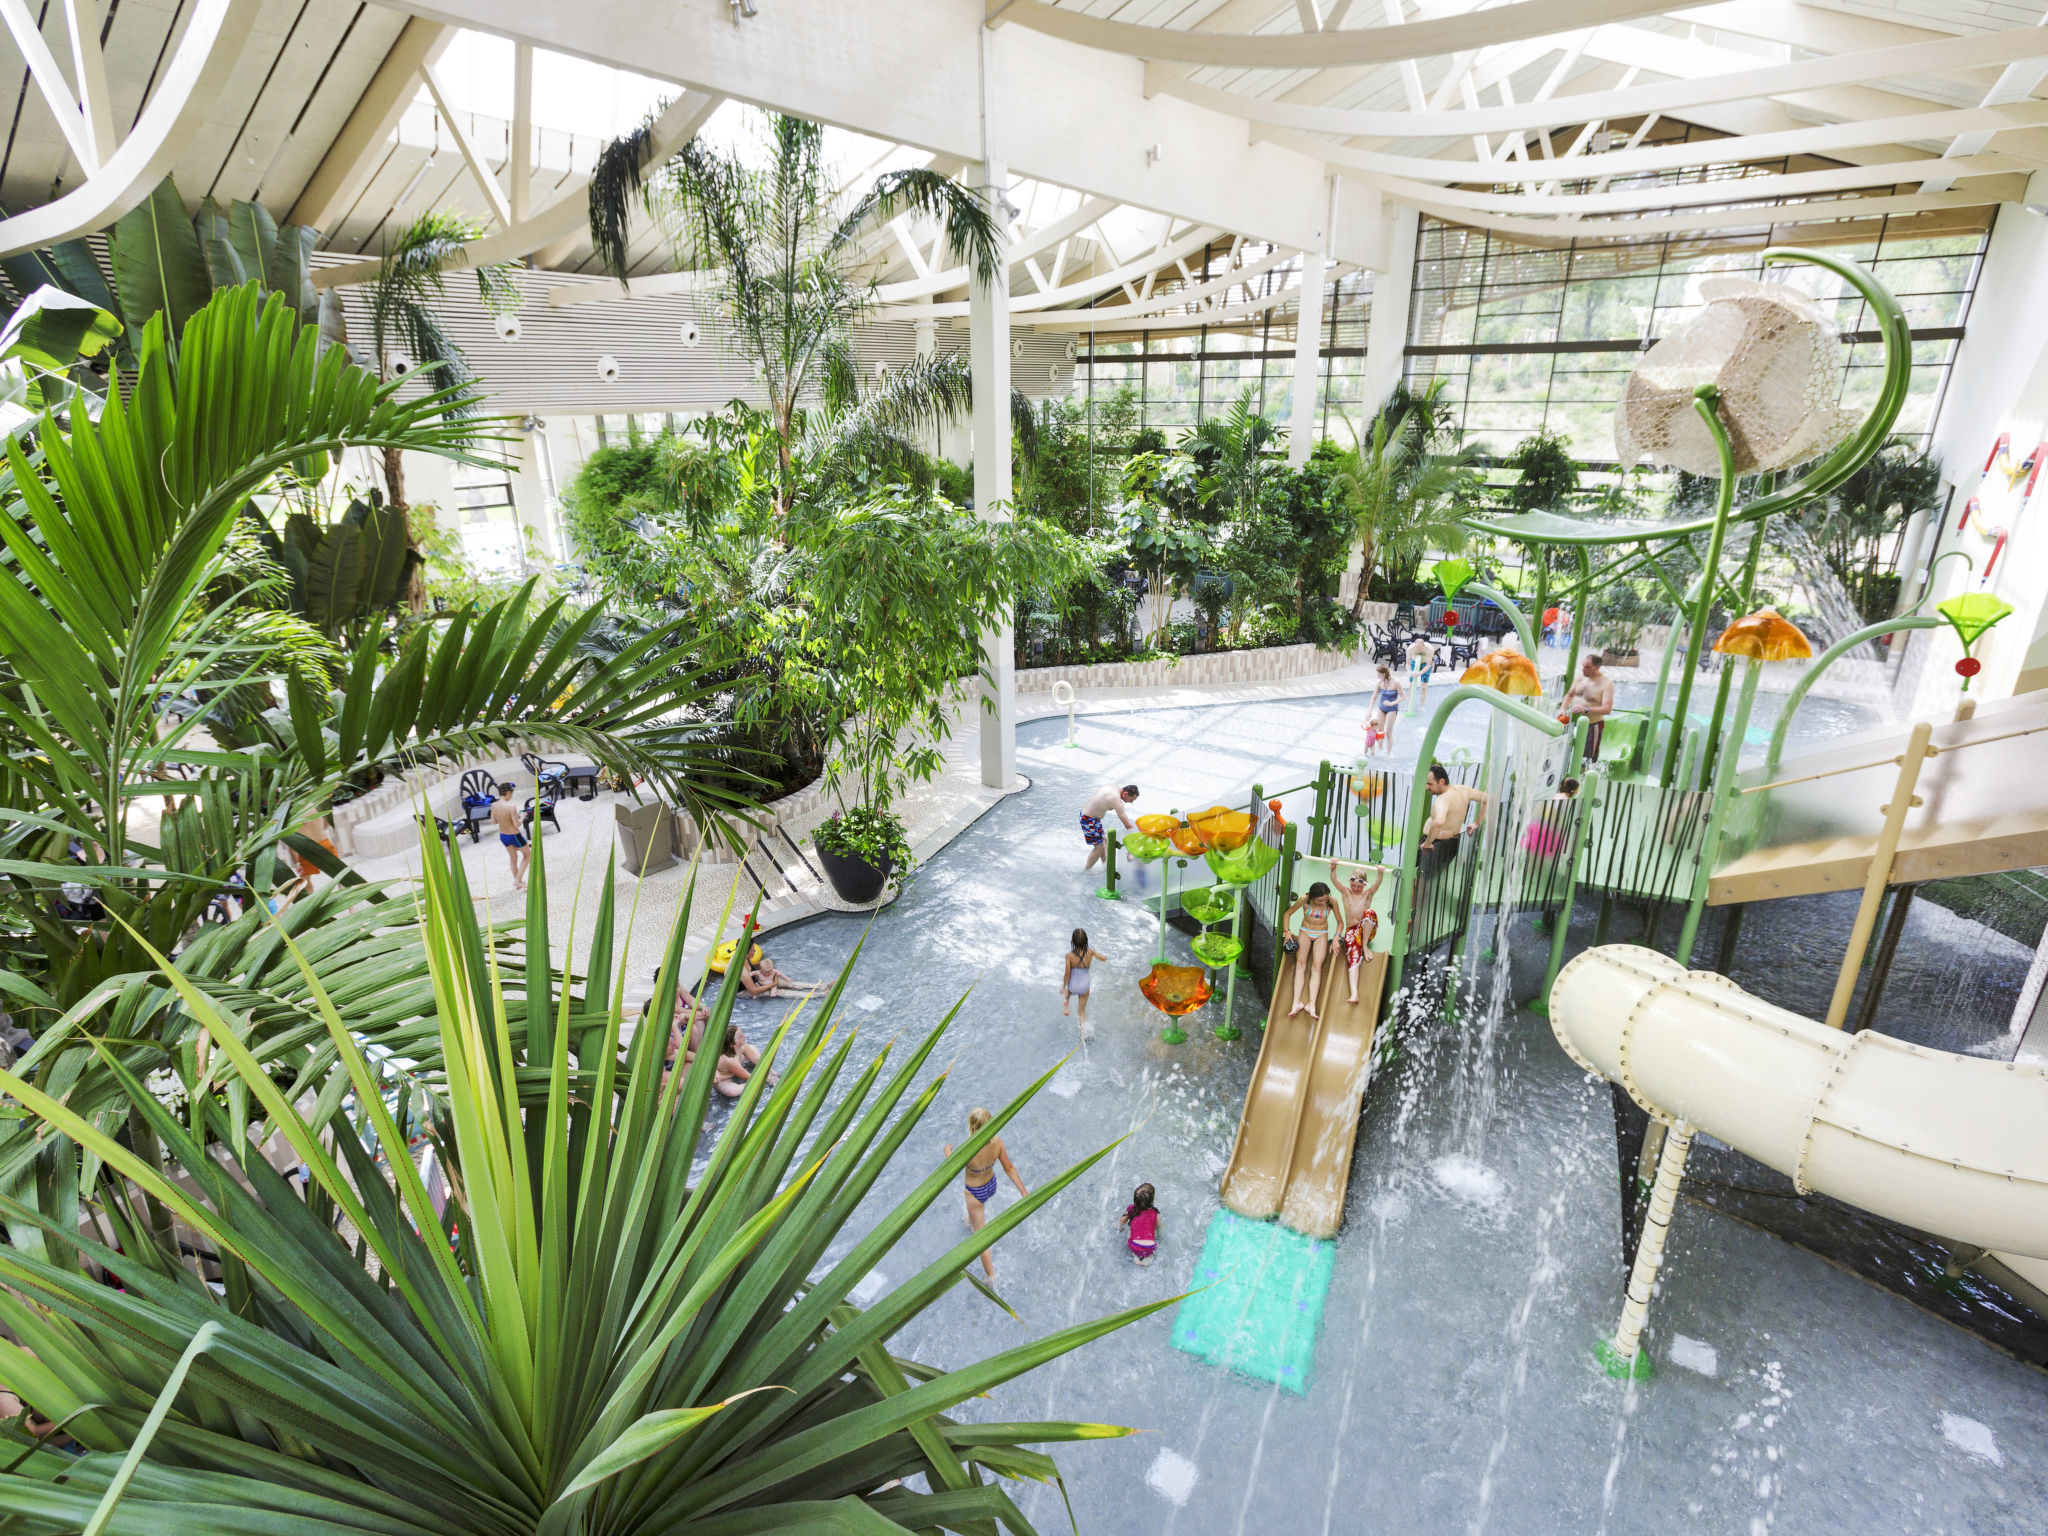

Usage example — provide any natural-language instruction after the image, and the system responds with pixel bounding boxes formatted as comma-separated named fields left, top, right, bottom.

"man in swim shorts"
left=488, top=782, right=530, bottom=891
left=1561, top=653, right=1615, bottom=765
left=1417, top=763, right=1488, bottom=912
left=1080, top=784, right=1140, bottom=873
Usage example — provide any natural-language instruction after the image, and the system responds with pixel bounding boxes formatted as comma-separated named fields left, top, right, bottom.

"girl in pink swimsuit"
left=1120, top=1183, right=1160, bottom=1265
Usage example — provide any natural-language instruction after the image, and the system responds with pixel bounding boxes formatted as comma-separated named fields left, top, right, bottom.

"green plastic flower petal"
left=1935, top=592, right=2014, bottom=651
left=1191, top=933, right=1243, bottom=968
left=1179, top=888, right=1235, bottom=924
left=1433, top=556, right=1476, bottom=601
left=1204, top=840, right=1280, bottom=886
left=1122, top=833, right=1172, bottom=862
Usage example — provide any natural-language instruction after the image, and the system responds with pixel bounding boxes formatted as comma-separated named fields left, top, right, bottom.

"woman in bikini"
left=943, top=1107, right=1029, bottom=1281
left=1328, top=860, right=1387, bottom=1006
left=1367, top=664, right=1406, bottom=757
left=1282, top=881, right=1339, bottom=1020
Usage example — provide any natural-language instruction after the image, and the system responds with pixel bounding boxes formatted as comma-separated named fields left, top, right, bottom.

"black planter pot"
left=817, top=844, right=892, bottom=904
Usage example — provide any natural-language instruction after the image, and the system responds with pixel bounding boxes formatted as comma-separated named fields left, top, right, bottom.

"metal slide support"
left=1383, top=685, right=1569, bottom=997
left=1661, top=386, right=1737, bottom=786
left=1600, top=1121, right=1696, bottom=1378
left=1853, top=884, right=1917, bottom=1033
left=1530, top=715, right=1594, bottom=1016
left=1824, top=722, right=1936, bottom=1029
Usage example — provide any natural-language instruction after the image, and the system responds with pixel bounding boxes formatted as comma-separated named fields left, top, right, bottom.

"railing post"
left=1309, top=759, right=1332, bottom=858
left=1273, top=820, right=1299, bottom=973
left=1823, top=721, right=1935, bottom=1029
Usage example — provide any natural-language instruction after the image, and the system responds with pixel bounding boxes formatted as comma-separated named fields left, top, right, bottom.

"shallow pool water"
left=716, top=689, right=2047, bottom=1536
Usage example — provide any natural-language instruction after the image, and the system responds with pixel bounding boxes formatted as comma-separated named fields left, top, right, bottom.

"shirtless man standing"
left=1080, top=784, right=1139, bottom=873
left=1561, top=653, right=1616, bottom=765
left=1418, top=764, right=1489, bottom=907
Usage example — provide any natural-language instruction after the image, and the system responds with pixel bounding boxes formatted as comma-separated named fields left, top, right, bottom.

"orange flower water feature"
left=1713, top=607, right=1814, bottom=662
left=1140, top=962, right=1213, bottom=1017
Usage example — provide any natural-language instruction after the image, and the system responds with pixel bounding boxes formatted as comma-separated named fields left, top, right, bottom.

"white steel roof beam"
left=1923, top=17, right=2048, bottom=194
left=421, top=64, right=512, bottom=227
left=1158, top=25, right=2048, bottom=141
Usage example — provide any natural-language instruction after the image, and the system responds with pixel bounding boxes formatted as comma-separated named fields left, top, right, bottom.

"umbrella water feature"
left=1934, top=591, right=2014, bottom=693
left=1201, top=838, right=1281, bottom=1042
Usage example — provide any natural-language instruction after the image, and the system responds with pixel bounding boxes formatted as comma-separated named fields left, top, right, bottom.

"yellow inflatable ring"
left=710, top=940, right=764, bottom=974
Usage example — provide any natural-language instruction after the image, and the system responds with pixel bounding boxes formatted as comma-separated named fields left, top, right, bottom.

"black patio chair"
left=458, top=769, right=499, bottom=842
left=524, top=795, right=560, bottom=836
left=520, top=751, right=569, bottom=792
left=418, top=813, right=460, bottom=846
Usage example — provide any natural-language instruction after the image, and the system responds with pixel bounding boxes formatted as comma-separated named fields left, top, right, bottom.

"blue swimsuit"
left=1376, top=687, right=1401, bottom=712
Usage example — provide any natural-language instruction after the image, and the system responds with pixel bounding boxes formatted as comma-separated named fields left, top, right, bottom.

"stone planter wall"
left=1017, top=641, right=1362, bottom=695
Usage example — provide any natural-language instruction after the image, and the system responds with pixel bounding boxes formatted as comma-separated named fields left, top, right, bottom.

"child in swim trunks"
left=1119, top=1183, right=1160, bottom=1266
left=1061, top=928, right=1107, bottom=1028
left=943, top=1108, right=1029, bottom=1281
left=1329, top=860, right=1387, bottom=1005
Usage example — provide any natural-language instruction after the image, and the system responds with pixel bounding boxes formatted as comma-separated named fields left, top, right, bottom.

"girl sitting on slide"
left=1282, top=882, right=1339, bottom=1021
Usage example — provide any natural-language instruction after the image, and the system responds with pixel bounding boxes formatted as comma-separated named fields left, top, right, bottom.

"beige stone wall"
left=1016, top=641, right=1362, bottom=694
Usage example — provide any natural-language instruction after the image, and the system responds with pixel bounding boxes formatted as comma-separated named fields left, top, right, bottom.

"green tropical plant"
left=0, top=831, right=1156, bottom=1533
left=1500, top=426, right=1580, bottom=517
left=1116, top=454, right=1212, bottom=645
left=250, top=493, right=419, bottom=642
left=0, top=285, right=751, bottom=1036
left=615, top=111, right=1003, bottom=521
left=1332, top=413, right=1479, bottom=614
left=0, top=177, right=341, bottom=383
left=363, top=208, right=522, bottom=509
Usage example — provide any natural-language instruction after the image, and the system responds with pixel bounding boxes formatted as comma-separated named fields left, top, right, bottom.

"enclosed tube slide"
left=1550, top=945, right=2048, bottom=1264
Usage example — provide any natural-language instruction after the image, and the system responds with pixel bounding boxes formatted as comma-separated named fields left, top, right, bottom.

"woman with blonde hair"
left=943, top=1108, right=1029, bottom=1280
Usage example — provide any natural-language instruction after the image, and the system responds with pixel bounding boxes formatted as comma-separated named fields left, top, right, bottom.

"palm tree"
left=0, top=832, right=1158, bottom=1534
left=1332, top=412, right=1479, bottom=614
left=363, top=208, right=521, bottom=510
left=591, top=112, right=1006, bottom=522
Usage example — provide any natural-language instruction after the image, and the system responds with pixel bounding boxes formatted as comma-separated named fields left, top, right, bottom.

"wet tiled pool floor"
left=716, top=690, right=2047, bottom=1536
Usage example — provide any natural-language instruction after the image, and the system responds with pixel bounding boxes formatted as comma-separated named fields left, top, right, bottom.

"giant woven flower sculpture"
left=1616, top=276, right=1855, bottom=476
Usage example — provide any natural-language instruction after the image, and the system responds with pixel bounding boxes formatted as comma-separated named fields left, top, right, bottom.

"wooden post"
left=1824, top=722, right=1934, bottom=1030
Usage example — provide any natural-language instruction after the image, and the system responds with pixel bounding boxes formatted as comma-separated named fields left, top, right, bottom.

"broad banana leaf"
left=303, top=518, right=363, bottom=634
left=110, top=178, right=211, bottom=338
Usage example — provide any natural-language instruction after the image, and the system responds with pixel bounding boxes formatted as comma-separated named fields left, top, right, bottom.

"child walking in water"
left=1282, top=882, right=1339, bottom=1020
left=1119, top=1184, right=1160, bottom=1266
left=1061, top=928, right=1107, bottom=1029
left=944, top=1109, right=1029, bottom=1281
left=1329, top=860, right=1387, bottom=1006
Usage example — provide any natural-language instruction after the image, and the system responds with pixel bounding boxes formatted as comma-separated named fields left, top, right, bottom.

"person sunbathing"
left=739, top=951, right=822, bottom=999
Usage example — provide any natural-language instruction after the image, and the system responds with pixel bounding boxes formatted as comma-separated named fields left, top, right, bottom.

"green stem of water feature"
left=1560, top=547, right=1591, bottom=697
left=1677, top=658, right=1764, bottom=965
left=1661, top=385, right=1739, bottom=787
left=1696, top=498, right=1773, bottom=788
left=1529, top=715, right=1593, bottom=1017
left=1464, top=582, right=1537, bottom=662
left=1761, top=614, right=1944, bottom=777
left=1385, top=685, right=1571, bottom=998
left=1216, top=885, right=1245, bottom=1041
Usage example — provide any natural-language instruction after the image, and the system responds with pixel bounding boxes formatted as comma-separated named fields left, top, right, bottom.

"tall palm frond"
left=588, top=115, right=660, bottom=280
left=0, top=834, right=1154, bottom=1535
left=1332, top=412, right=1479, bottom=612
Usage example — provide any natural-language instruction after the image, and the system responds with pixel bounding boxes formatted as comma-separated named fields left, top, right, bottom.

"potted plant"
left=812, top=802, right=915, bottom=904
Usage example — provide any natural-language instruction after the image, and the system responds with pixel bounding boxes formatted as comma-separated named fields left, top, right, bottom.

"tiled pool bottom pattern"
left=716, top=694, right=2046, bottom=1536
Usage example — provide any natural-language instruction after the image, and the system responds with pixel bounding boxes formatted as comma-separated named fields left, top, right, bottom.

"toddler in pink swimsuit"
left=1120, top=1183, right=1160, bottom=1266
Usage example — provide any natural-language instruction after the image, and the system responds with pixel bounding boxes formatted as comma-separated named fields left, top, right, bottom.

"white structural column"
left=1287, top=249, right=1328, bottom=465
left=971, top=157, right=1017, bottom=792
left=1360, top=203, right=1420, bottom=421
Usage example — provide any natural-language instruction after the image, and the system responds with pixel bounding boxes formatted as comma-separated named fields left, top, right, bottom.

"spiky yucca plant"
left=0, top=829, right=1154, bottom=1533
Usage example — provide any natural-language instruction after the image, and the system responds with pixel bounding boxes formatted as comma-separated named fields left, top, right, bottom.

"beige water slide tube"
left=1551, top=944, right=2048, bottom=1296
left=1221, top=948, right=1388, bottom=1239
